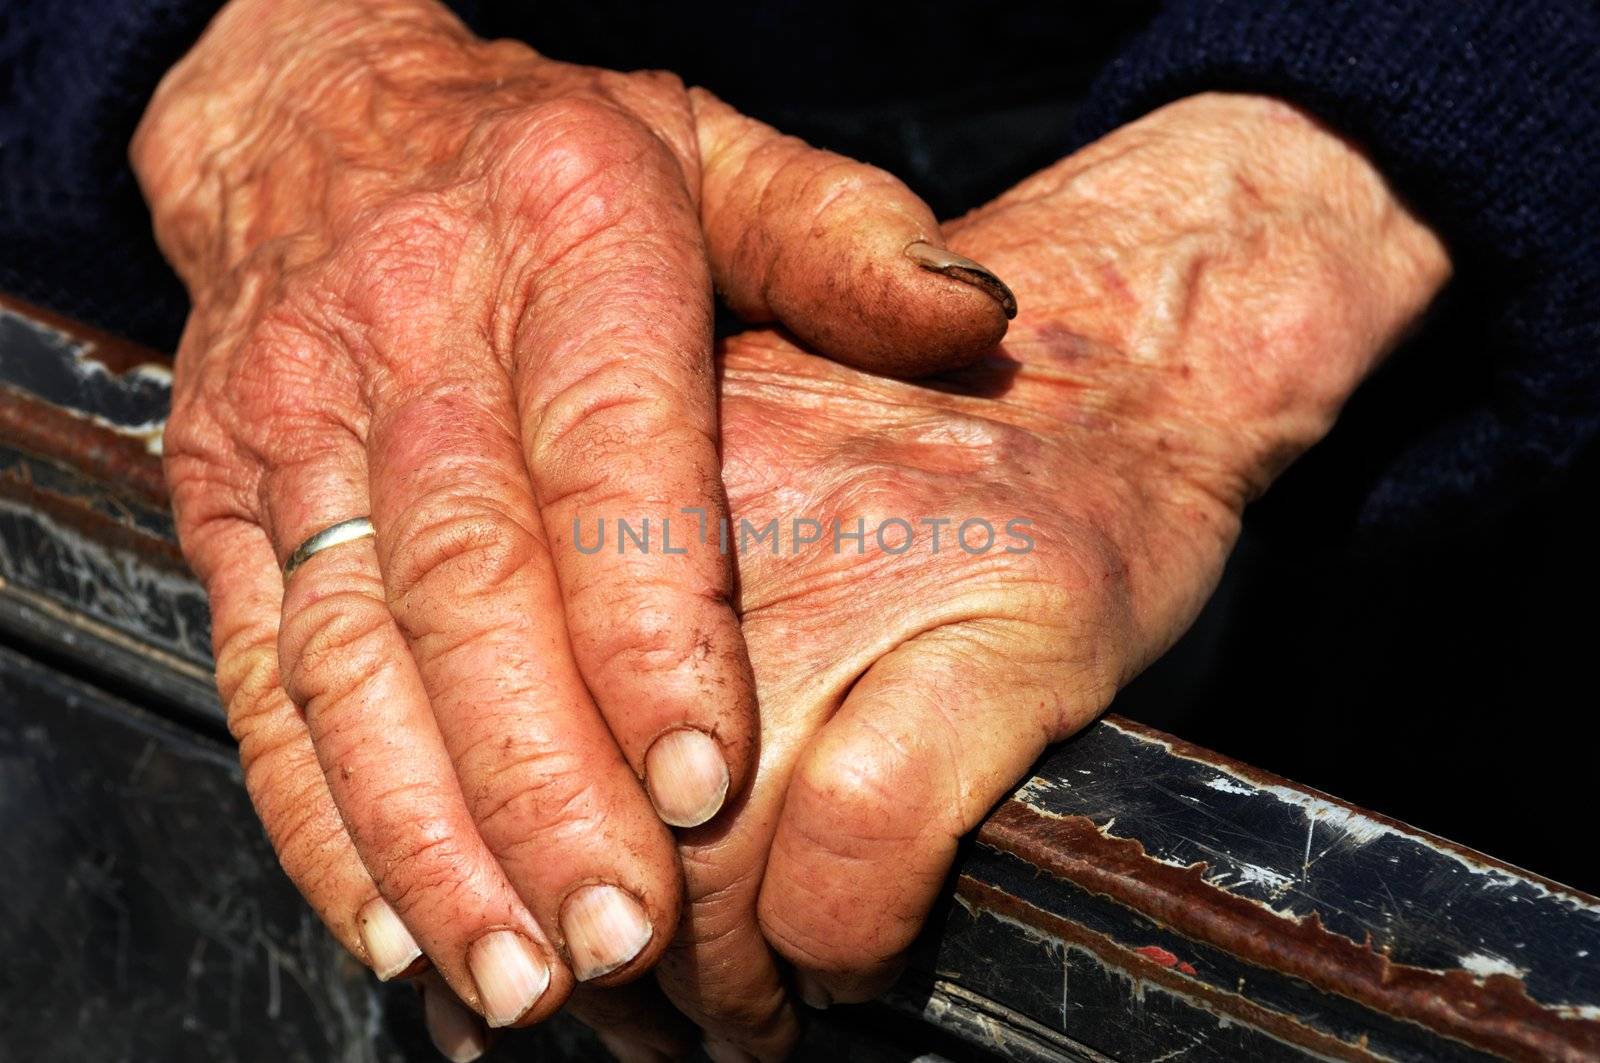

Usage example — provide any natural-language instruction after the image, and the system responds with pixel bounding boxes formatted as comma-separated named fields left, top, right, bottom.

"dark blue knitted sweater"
left=2, top=1, right=1597, bottom=532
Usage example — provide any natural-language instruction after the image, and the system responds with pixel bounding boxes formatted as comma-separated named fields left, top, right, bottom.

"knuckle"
left=235, top=739, right=359, bottom=903
left=781, top=153, right=897, bottom=225
left=166, top=455, right=256, bottom=546
left=475, top=98, right=646, bottom=218
left=531, top=364, right=713, bottom=493
left=246, top=768, right=339, bottom=875
left=366, top=818, right=478, bottom=918
left=760, top=732, right=946, bottom=972
left=516, top=97, right=647, bottom=181
left=278, top=588, right=394, bottom=711
left=331, top=195, right=465, bottom=325
left=385, top=506, right=539, bottom=627
left=161, top=397, right=230, bottom=470
left=817, top=475, right=924, bottom=530
left=757, top=902, right=854, bottom=974
left=788, top=726, right=929, bottom=850
left=218, top=304, right=366, bottom=449
left=676, top=851, right=761, bottom=943
left=752, top=739, right=936, bottom=975
left=614, top=68, right=686, bottom=100
left=467, top=741, right=602, bottom=852
left=487, top=99, right=684, bottom=253
left=450, top=719, right=647, bottom=863
left=576, top=588, right=714, bottom=690
left=1020, top=529, right=1133, bottom=653
left=699, top=982, right=790, bottom=1042
left=533, top=388, right=666, bottom=470
left=662, top=927, right=791, bottom=1038
left=217, top=634, right=286, bottom=743
left=529, top=96, right=634, bottom=144
left=875, top=412, right=1034, bottom=476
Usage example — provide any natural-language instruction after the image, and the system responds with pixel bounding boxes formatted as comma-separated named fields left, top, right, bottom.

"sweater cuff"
left=1074, top=0, right=1600, bottom=533
left=0, top=1, right=223, bottom=349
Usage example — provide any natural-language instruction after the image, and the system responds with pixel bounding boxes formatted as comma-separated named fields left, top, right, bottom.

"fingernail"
left=423, top=983, right=489, bottom=1062
left=357, top=896, right=422, bottom=981
left=795, top=969, right=832, bottom=1010
left=905, top=240, right=1018, bottom=319
left=703, top=1039, right=757, bottom=1063
left=560, top=883, right=654, bottom=981
left=644, top=728, right=730, bottom=828
left=467, top=929, right=550, bottom=1028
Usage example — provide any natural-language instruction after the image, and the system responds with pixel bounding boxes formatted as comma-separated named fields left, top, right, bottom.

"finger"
left=645, top=558, right=920, bottom=1059
left=263, top=433, right=564, bottom=1028
left=658, top=818, right=803, bottom=1062
left=418, top=971, right=491, bottom=1063
left=650, top=678, right=865, bottom=1059
left=595, top=1034, right=671, bottom=1063
left=368, top=370, right=678, bottom=984
left=177, top=510, right=429, bottom=985
left=758, top=621, right=1086, bottom=1004
left=566, top=981, right=699, bottom=1062
left=691, top=88, right=1014, bottom=378
left=513, top=114, right=755, bottom=833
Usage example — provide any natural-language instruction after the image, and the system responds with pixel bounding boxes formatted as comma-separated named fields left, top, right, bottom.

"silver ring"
left=283, top=517, right=375, bottom=581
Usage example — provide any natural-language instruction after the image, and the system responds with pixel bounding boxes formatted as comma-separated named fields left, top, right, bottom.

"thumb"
left=755, top=621, right=1097, bottom=1005
left=690, top=88, right=1015, bottom=377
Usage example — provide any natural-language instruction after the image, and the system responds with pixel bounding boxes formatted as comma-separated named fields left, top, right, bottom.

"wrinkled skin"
left=131, top=0, right=1010, bottom=1032
left=575, top=93, right=1450, bottom=1061
left=138, top=2, right=1451, bottom=1054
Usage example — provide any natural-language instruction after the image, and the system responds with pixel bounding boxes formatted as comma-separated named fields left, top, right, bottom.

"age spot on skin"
left=1019, top=322, right=1105, bottom=363
left=1095, top=262, right=1136, bottom=306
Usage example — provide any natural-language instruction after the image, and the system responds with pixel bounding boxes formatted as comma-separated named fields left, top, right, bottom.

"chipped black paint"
left=4, top=296, right=1599, bottom=1061
left=1012, top=721, right=1600, bottom=1015
left=0, top=306, right=171, bottom=433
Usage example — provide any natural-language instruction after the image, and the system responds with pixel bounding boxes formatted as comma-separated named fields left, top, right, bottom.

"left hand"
left=580, top=92, right=1449, bottom=1062
left=135, top=0, right=1014, bottom=1036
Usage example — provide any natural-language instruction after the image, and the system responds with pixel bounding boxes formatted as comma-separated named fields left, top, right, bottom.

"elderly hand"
left=570, top=92, right=1449, bottom=1061
left=131, top=0, right=1012, bottom=1034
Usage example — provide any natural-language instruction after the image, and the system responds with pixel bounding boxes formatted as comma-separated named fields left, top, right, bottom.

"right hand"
left=132, top=0, right=1012, bottom=1035
left=580, top=93, right=1449, bottom=1062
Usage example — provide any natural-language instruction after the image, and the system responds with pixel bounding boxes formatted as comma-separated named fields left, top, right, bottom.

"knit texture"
left=1, top=0, right=220, bottom=349
left=1073, top=0, right=1600, bottom=532
left=0, top=0, right=477, bottom=350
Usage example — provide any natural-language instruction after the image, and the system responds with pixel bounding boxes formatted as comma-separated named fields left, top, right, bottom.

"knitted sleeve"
left=1074, top=0, right=1600, bottom=530
left=0, top=0, right=477, bottom=351
left=0, top=1, right=223, bottom=349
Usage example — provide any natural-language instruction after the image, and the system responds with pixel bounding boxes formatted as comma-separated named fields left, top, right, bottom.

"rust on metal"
left=0, top=465, right=187, bottom=573
left=958, top=875, right=1385, bottom=1062
left=0, top=292, right=174, bottom=375
left=0, top=386, right=168, bottom=507
left=974, top=797, right=1600, bottom=1063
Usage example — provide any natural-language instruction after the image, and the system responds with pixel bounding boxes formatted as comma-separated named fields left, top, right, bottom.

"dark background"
left=486, top=1, right=1600, bottom=894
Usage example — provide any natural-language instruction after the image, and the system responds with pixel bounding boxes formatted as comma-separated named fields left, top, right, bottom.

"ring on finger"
left=283, top=516, right=376, bottom=581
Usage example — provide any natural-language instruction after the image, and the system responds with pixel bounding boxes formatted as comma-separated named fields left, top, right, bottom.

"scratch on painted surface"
left=1104, top=719, right=1600, bottom=916
left=1459, top=952, right=1530, bottom=980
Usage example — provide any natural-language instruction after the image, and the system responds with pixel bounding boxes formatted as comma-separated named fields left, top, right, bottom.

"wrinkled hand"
left=578, top=93, right=1449, bottom=1061
left=132, top=0, right=1011, bottom=1033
